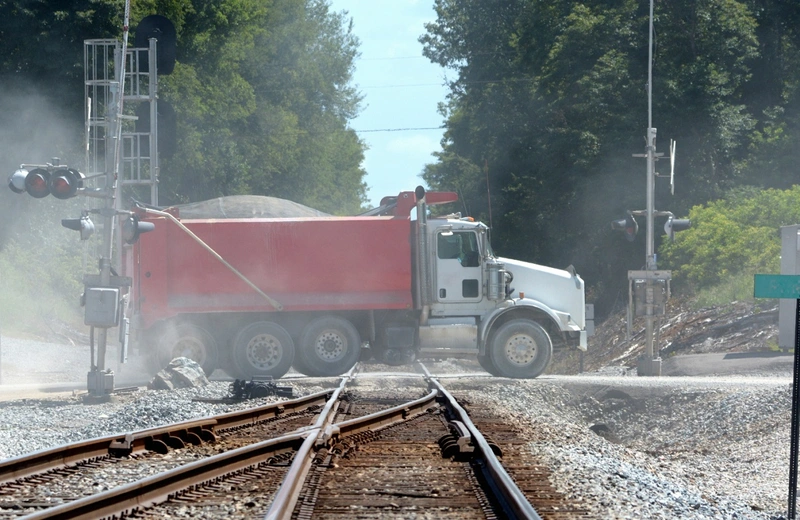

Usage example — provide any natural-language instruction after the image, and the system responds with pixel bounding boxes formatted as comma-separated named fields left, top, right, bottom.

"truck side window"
left=438, top=232, right=480, bottom=267
left=437, top=233, right=461, bottom=260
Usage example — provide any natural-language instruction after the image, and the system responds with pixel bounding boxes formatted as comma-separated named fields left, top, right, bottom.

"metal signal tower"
left=7, top=5, right=173, bottom=397
left=82, top=32, right=161, bottom=396
left=614, top=0, right=690, bottom=376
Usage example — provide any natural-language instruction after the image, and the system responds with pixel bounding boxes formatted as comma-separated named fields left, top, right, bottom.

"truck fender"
left=477, top=300, right=563, bottom=355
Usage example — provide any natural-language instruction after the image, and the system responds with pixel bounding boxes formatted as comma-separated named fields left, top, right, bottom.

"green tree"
left=421, top=0, right=778, bottom=316
left=659, top=186, right=800, bottom=294
left=0, top=0, right=367, bottom=215
left=153, top=0, right=367, bottom=214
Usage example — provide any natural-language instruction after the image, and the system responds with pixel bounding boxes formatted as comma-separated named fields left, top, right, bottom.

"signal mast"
left=7, top=3, right=173, bottom=398
left=611, top=0, right=690, bottom=375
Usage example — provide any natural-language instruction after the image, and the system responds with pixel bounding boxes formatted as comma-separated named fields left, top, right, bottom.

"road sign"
left=754, top=274, right=800, bottom=299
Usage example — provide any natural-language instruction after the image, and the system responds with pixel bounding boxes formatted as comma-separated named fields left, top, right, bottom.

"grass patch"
left=690, top=272, right=756, bottom=310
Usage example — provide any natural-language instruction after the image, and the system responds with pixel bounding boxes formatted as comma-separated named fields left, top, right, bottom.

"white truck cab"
left=411, top=189, right=588, bottom=378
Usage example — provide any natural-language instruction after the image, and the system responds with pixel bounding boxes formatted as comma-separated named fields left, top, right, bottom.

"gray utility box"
left=779, top=225, right=800, bottom=350
left=84, top=287, right=120, bottom=328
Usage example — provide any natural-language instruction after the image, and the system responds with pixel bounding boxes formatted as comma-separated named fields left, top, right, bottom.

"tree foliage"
left=0, top=0, right=366, bottom=215
left=420, top=0, right=800, bottom=315
left=659, top=186, right=800, bottom=289
left=152, top=0, right=367, bottom=213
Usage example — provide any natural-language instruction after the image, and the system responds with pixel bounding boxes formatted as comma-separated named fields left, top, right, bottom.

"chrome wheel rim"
left=246, top=333, right=281, bottom=369
left=504, top=333, right=537, bottom=366
left=314, top=330, right=346, bottom=362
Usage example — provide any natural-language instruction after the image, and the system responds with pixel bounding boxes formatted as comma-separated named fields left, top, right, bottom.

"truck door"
left=435, top=230, right=482, bottom=303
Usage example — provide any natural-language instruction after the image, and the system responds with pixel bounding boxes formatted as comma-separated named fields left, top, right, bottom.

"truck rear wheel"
left=232, top=322, right=294, bottom=379
left=157, top=323, right=219, bottom=376
left=297, top=316, right=361, bottom=376
left=489, top=319, right=552, bottom=378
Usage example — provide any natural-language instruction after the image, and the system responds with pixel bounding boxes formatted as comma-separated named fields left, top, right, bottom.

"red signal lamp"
left=611, top=212, right=639, bottom=241
left=49, top=168, right=84, bottom=200
left=24, top=169, right=51, bottom=198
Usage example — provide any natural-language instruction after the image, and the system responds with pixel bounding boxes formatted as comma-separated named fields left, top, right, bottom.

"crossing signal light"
left=8, top=167, right=84, bottom=199
left=8, top=169, right=27, bottom=193
left=625, top=214, right=638, bottom=241
left=121, top=214, right=155, bottom=244
left=62, top=216, right=95, bottom=240
left=611, top=213, right=638, bottom=242
left=664, top=216, right=691, bottom=241
left=49, top=168, right=85, bottom=199
left=25, top=168, right=51, bottom=198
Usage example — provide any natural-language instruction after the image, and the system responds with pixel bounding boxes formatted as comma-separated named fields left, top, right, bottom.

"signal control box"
left=628, top=270, right=671, bottom=317
left=632, top=279, right=667, bottom=316
left=84, top=287, right=120, bottom=328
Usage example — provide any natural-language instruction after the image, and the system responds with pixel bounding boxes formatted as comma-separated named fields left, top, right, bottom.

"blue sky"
left=329, top=0, right=449, bottom=207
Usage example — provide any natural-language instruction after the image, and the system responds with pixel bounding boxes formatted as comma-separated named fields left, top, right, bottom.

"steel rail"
left=264, top=368, right=355, bottom=520
left=18, top=382, right=349, bottom=519
left=320, top=388, right=439, bottom=441
left=266, top=386, right=440, bottom=519
left=419, top=363, right=543, bottom=520
left=0, top=389, right=331, bottom=484
left=207, top=389, right=332, bottom=432
left=22, top=430, right=310, bottom=520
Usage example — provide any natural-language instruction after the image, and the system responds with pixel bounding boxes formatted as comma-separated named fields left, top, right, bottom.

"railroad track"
left=0, top=364, right=586, bottom=519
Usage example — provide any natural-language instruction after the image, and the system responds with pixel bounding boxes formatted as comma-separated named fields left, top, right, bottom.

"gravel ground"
left=0, top=335, right=794, bottom=519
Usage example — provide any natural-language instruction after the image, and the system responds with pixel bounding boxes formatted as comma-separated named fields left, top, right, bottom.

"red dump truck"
left=124, top=187, right=589, bottom=379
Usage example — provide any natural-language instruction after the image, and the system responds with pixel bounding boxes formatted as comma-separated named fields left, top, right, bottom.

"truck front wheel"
left=489, top=319, right=552, bottom=378
left=477, top=354, right=502, bottom=376
left=232, top=322, right=295, bottom=379
left=297, top=316, right=361, bottom=376
left=156, top=323, right=219, bottom=376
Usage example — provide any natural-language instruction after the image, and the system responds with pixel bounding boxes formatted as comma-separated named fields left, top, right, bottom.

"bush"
left=659, top=186, right=800, bottom=294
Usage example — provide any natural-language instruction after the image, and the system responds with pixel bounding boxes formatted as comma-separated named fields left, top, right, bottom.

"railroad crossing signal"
left=6, top=8, right=176, bottom=400
left=664, top=216, right=691, bottom=241
left=613, top=213, right=691, bottom=243
left=7, top=165, right=85, bottom=199
left=121, top=214, right=154, bottom=244
left=62, top=216, right=95, bottom=241
left=611, top=212, right=639, bottom=242
left=24, top=169, right=50, bottom=198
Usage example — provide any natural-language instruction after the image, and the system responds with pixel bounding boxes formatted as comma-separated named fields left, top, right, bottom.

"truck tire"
left=290, top=352, right=314, bottom=376
left=157, top=323, right=219, bottom=376
left=231, top=322, right=294, bottom=379
left=297, top=316, right=361, bottom=377
left=488, top=319, right=552, bottom=379
left=477, top=354, right=502, bottom=377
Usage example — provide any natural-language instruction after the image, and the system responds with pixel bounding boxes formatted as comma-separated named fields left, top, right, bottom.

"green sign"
left=754, top=274, right=800, bottom=299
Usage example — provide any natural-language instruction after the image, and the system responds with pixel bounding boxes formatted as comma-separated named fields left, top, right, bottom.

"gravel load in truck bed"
left=170, top=195, right=330, bottom=219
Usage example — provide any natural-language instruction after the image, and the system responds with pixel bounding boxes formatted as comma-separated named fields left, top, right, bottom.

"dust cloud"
left=0, top=84, right=85, bottom=250
left=0, top=83, right=99, bottom=388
